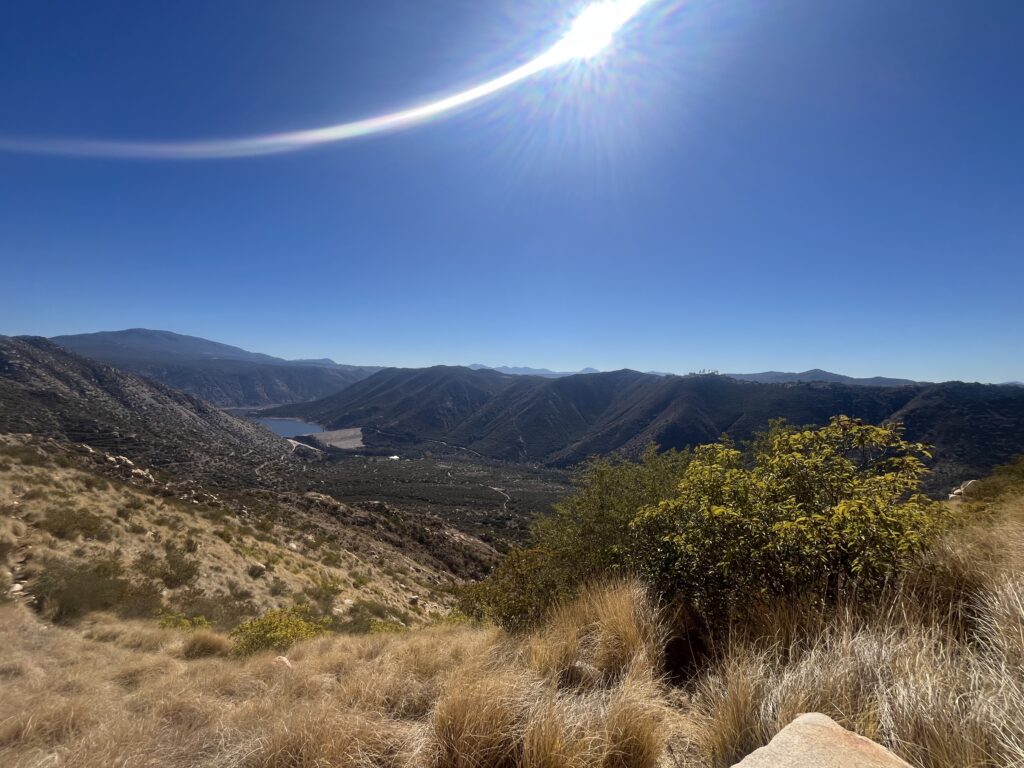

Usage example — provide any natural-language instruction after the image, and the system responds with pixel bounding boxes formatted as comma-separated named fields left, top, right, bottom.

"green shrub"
left=969, top=454, right=1024, bottom=501
left=632, top=417, right=945, bottom=618
left=229, top=607, right=330, bottom=656
left=468, top=418, right=948, bottom=630
left=157, top=611, right=211, bottom=631
left=37, top=507, right=110, bottom=541
left=133, top=544, right=199, bottom=589
left=369, top=618, right=407, bottom=634
left=34, top=555, right=162, bottom=622
left=333, top=598, right=411, bottom=634
left=167, top=587, right=257, bottom=631
left=320, top=548, right=343, bottom=568
left=0, top=444, right=49, bottom=467
left=247, top=563, right=266, bottom=580
left=227, top=579, right=254, bottom=601
left=463, top=446, right=690, bottom=630
left=303, top=574, right=342, bottom=614
left=459, top=548, right=572, bottom=630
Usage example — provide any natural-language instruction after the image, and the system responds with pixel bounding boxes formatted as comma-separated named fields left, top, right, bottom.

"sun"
left=0, top=0, right=657, bottom=158
left=548, top=0, right=649, bottom=64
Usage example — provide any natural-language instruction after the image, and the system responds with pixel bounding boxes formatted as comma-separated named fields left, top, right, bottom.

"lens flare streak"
left=0, top=0, right=653, bottom=160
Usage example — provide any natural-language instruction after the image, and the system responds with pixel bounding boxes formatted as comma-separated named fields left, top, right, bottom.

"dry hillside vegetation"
left=0, top=582, right=673, bottom=768
left=4, top=426, right=1024, bottom=767
left=0, top=435, right=471, bottom=631
left=1, top=493, right=1024, bottom=767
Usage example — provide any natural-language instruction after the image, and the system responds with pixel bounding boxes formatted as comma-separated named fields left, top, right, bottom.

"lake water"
left=253, top=417, right=322, bottom=438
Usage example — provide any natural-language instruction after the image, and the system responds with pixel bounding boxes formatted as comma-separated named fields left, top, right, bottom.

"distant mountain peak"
left=468, top=364, right=601, bottom=378
left=725, top=369, right=918, bottom=388
left=48, top=329, right=379, bottom=407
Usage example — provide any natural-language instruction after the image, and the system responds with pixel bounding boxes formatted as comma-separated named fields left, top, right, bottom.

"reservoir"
left=253, top=417, right=322, bottom=438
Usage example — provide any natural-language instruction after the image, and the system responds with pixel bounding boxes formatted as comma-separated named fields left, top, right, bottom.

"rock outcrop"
left=732, top=713, right=913, bottom=767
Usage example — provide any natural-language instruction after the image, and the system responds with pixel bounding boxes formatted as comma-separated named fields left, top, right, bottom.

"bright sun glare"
left=549, top=0, right=649, bottom=64
left=0, top=0, right=655, bottom=159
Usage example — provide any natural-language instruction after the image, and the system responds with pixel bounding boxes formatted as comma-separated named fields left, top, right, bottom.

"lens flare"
left=546, top=0, right=650, bottom=64
left=0, top=0, right=655, bottom=160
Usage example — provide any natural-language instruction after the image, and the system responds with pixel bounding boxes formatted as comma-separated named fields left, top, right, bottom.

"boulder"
left=732, top=713, right=914, bottom=768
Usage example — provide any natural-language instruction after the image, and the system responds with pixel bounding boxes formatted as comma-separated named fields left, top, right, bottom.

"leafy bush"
left=34, top=555, right=162, bottom=622
left=368, top=618, right=408, bottom=634
left=969, top=455, right=1024, bottom=501
left=229, top=607, right=330, bottom=655
left=157, top=611, right=211, bottom=631
left=161, top=544, right=200, bottom=587
left=462, top=446, right=691, bottom=630
left=247, top=563, right=266, bottom=580
left=334, top=599, right=411, bottom=634
left=302, top=574, right=343, bottom=614
left=133, top=544, right=199, bottom=589
left=37, top=507, right=110, bottom=541
left=632, top=417, right=944, bottom=617
left=460, top=548, right=570, bottom=631
left=468, top=418, right=947, bottom=630
left=320, top=548, right=343, bottom=568
left=167, top=587, right=257, bottom=631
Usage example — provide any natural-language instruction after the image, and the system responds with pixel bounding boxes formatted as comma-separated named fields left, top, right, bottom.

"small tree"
left=631, top=417, right=944, bottom=617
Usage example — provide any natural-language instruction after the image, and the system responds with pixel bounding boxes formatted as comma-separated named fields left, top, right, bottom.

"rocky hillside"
left=50, top=329, right=378, bottom=406
left=0, top=335, right=294, bottom=486
left=0, top=434, right=494, bottom=635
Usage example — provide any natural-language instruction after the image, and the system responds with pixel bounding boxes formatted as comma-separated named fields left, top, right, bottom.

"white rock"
left=732, top=713, right=913, bottom=768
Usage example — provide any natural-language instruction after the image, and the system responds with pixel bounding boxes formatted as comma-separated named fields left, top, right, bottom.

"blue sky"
left=1, top=0, right=1022, bottom=382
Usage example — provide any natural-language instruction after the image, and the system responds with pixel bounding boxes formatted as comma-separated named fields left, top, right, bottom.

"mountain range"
left=0, top=335, right=289, bottom=486
left=469, top=364, right=602, bottom=378
left=49, top=329, right=380, bottom=407
left=724, top=369, right=919, bottom=387
left=471, top=363, right=918, bottom=386
left=47, top=329, right=933, bottom=408
left=269, top=365, right=1024, bottom=491
left=29, top=328, right=1024, bottom=492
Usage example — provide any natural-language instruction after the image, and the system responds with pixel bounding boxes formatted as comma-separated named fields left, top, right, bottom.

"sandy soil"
left=312, top=427, right=365, bottom=450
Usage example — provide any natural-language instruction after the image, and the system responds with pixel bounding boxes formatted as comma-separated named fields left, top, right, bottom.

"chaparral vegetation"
left=3, top=420, right=1024, bottom=767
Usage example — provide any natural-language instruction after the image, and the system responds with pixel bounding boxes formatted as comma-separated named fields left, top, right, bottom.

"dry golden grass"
left=181, top=629, right=233, bottom=659
left=685, top=494, right=1024, bottom=768
left=4, top=449, right=1024, bottom=767
left=0, top=582, right=669, bottom=768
